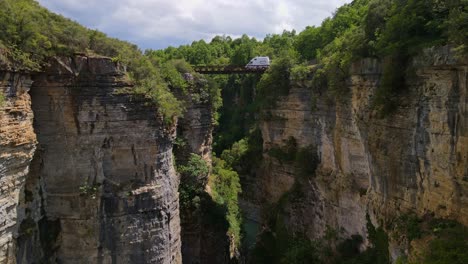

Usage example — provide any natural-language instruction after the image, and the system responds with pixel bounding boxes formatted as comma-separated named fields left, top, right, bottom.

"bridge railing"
left=192, top=65, right=267, bottom=74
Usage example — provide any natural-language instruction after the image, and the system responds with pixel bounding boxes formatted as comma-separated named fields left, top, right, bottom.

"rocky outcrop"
left=0, top=72, right=36, bottom=264
left=248, top=46, right=467, bottom=260
left=175, top=79, right=231, bottom=264
left=1, top=56, right=182, bottom=264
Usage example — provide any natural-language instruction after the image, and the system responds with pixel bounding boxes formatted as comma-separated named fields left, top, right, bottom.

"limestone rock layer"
left=1, top=56, right=182, bottom=264
left=246, top=47, right=467, bottom=260
left=0, top=72, right=36, bottom=264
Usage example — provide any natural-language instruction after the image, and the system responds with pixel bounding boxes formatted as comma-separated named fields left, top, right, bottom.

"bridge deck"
left=193, top=65, right=267, bottom=74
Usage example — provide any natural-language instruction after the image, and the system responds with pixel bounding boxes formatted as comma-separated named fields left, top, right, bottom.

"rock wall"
left=0, top=56, right=182, bottom=264
left=175, top=82, right=231, bottom=264
left=249, top=46, right=467, bottom=260
left=0, top=72, right=36, bottom=264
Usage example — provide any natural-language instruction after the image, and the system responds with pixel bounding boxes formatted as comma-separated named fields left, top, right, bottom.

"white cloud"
left=37, top=0, right=352, bottom=49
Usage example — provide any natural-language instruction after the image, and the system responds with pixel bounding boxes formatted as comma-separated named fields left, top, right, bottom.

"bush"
left=394, top=213, right=422, bottom=241
left=178, top=153, right=209, bottom=209
left=220, top=138, right=249, bottom=167
left=209, top=157, right=242, bottom=245
left=161, top=60, right=189, bottom=92
left=178, top=153, right=209, bottom=184
left=79, top=184, right=99, bottom=200
left=422, top=219, right=468, bottom=264
left=290, top=64, right=312, bottom=83
left=424, top=228, right=468, bottom=264
left=256, top=53, right=297, bottom=108
left=445, top=1, right=468, bottom=54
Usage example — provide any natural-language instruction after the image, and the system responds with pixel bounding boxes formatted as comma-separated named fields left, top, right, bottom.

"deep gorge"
left=1, top=46, right=466, bottom=264
left=1, top=0, right=467, bottom=263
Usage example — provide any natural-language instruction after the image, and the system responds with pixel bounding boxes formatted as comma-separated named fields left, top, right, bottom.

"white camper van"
left=245, top=56, right=270, bottom=69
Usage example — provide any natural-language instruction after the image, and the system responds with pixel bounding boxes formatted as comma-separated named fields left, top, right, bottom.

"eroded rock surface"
left=7, top=56, right=181, bottom=264
left=175, top=82, right=232, bottom=264
left=0, top=72, right=36, bottom=264
left=247, top=47, right=467, bottom=260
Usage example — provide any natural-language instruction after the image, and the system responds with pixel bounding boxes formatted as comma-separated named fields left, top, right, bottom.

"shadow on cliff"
left=15, top=149, right=61, bottom=264
left=181, top=191, right=232, bottom=264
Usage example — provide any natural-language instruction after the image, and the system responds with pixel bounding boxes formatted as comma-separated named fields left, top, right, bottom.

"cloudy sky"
left=37, top=0, right=352, bottom=50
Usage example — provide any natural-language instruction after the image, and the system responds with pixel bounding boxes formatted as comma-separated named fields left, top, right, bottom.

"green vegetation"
left=0, top=0, right=139, bottom=70
left=423, top=219, right=468, bottom=264
left=178, top=153, right=210, bottom=209
left=220, top=129, right=263, bottom=173
left=78, top=184, right=99, bottom=199
left=393, top=213, right=423, bottom=242
left=0, top=92, right=5, bottom=106
left=297, top=0, right=467, bottom=112
left=3, top=0, right=466, bottom=121
left=0, top=0, right=190, bottom=123
left=207, top=130, right=264, bottom=247
left=3, top=1, right=467, bottom=262
left=390, top=214, right=468, bottom=264
left=256, top=54, right=297, bottom=108
left=212, top=74, right=260, bottom=152
left=209, top=157, right=242, bottom=245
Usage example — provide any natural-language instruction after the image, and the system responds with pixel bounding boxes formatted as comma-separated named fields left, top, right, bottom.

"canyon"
left=0, top=46, right=467, bottom=264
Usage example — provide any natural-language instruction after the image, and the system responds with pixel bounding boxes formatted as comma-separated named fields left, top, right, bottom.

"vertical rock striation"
left=12, top=56, right=181, bottom=263
left=0, top=72, right=36, bottom=264
left=248, top=46, right=467, bottom=259
left=175, top=83, right=231, bottom=264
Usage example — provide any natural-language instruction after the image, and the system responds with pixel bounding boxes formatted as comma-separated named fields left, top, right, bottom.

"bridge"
left=193, top=65, right=267, bottom=74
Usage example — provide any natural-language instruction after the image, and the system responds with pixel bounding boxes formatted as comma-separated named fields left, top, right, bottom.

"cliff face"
left=0, top=56, right=182, bottom=264
left=249, top=46, right=467, bottom=259
left=0, top=72, right=36, bottom=264
left=175, top=82, right=231, bottom=264
left=1, top=46, right=465, bottom=263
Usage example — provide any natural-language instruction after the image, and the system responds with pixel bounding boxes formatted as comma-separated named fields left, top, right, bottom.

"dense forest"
left=1, top=0, right=466, bottom=120
left=1, top=0, right=467, bottom=263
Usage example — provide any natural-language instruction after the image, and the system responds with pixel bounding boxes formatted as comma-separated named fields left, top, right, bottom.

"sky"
left=37, top=0, right=352, bottom=50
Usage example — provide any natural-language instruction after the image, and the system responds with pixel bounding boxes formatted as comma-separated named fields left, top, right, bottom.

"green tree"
left=209, top=157, right=242, bottom=245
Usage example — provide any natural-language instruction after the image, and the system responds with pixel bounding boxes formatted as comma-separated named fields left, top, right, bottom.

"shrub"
left=394, top=213, right=422, bottom=241
left=178, top=153, right=209, bottom=209
left=79, top=184, right=99, bottom=199
left=171, top=59, right=193, bottom=73
left=256, top=53, right=296, bottom=108
left=178, top=153, right=209, bottom=184
left=422, top=219, right=468, bottom=264
left=209, top=157, right=242, bottom=245
left=290, top=63, right=312, bottom=83
left=161, top=60, right=189, bottom=92
left=220, top=138, right=249, bottom=167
